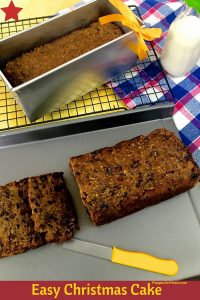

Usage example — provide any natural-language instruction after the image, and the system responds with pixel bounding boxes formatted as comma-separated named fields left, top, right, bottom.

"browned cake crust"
left=4, top=21, right=123, bottom=86
left=70, top=128, right=200, bottom=225
left=28, top=172, right=78, bottom=243
left=0, top=179, right=45, bottom=258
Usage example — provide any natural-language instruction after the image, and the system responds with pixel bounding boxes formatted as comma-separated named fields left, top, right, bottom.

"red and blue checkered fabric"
left=108, top=0, right=200, bottom=166
left=69, top=0, right=199, bottom=165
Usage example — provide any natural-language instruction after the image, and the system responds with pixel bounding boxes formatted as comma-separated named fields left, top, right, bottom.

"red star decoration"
left=1, top=1, right=23, bottom=21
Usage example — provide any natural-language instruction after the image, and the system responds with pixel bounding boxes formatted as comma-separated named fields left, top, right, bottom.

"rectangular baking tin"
left=0, top=0, right=141, bottom=122
left=0, top=103, right=199, bottom=280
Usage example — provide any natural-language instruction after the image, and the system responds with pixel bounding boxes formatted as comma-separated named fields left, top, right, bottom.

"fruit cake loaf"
left=4, top=21, right=123, bottom=86
left=28, top=172, right=78, bottom=242
left=0, top=179, right=45, bottom=258
left=70, top=128, right=200, bottom=225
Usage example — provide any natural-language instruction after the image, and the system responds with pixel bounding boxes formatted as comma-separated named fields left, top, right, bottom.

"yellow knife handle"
left=111, top=247, right=179, bottom=276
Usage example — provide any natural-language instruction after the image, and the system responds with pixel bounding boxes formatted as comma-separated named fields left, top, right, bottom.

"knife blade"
left=62, top=238, right=178, bottom=276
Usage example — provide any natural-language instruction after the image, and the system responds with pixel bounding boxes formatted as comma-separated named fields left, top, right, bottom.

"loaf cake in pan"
left=4, top=21, right=123, bottom=87
left=0, top=0, right=139, bottom=121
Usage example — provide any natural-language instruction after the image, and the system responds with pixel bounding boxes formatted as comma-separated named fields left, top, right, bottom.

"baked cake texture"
left=70, top=128, right=200, bottom=225
left=4, top=21, right=123, bottom=86
left=0, top=179, right=45, bottom=258
left=28, top=172, right=78, bottom=243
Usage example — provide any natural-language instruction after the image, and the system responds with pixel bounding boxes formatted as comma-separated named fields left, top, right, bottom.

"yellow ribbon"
left=99, top=0, right=162, bottom=60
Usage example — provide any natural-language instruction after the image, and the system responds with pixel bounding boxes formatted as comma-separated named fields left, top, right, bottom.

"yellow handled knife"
left=62, top=239, right=178, bottom=276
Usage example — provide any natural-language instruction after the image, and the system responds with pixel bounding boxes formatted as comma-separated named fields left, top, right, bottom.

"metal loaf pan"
left=0, top=0, right=141, bottom=122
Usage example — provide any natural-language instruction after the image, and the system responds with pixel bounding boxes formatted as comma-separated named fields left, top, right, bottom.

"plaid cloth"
left=108, top=0, right=200, bottom=166
left=66, top=0, right=200, bottom=166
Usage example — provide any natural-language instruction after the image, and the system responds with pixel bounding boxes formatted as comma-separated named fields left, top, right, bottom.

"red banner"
left=0, top=281, right=199, bottom=300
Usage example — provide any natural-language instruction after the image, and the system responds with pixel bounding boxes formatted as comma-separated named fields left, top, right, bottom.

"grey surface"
left=62, top=239, right=112, bottom=260
left=0, top=0, right=140, bottom=121
left=0, top=118, right=200, bottom=280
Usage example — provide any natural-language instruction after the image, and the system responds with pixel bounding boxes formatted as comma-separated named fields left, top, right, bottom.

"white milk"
left=160, top=15, right=200, bottom=77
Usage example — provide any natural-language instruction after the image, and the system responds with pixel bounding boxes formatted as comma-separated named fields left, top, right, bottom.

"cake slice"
left=0, top=179, right=45, bottom=258
left=70, top=128, right=200, bottom=225
left=28, top=172, right=78, bottom=243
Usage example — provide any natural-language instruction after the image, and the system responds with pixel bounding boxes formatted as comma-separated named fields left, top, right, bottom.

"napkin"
left=108, top=0, right=200, bottom=166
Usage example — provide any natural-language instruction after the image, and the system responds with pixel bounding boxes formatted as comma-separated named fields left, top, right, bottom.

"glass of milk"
left=160, top=3, right=200, bottom=77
